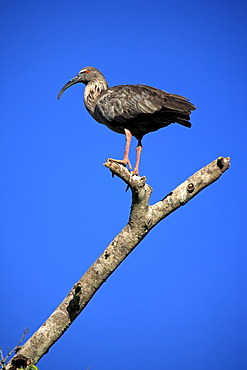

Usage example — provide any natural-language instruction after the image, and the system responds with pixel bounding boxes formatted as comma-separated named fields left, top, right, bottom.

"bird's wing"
left=94, top=85, right=195, bottom=123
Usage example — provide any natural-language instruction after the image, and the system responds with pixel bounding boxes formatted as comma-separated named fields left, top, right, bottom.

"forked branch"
left=6, top=156, right=230, bottom=369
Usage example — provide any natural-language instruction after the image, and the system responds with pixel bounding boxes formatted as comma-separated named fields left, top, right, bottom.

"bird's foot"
left=108, top=157, right=132, bottom=170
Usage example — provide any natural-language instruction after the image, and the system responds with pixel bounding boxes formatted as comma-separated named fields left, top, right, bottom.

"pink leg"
left=109, top=128, right=132, bottom=169
left=133, top=139, right=142, bottom=176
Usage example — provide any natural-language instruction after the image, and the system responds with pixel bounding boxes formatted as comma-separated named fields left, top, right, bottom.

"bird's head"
left=57, top=67, right=106, bottom=99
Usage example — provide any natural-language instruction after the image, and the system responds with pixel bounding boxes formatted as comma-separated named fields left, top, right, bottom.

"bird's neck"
left=84, top=79, right=108, bottom=115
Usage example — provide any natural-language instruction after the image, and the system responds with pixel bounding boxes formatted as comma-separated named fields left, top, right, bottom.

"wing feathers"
left=95, top=84, right=195, bottom=134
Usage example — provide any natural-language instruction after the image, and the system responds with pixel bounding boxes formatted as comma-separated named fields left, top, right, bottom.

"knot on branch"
left=67, top=285, right=82, bottom=321
left=217, top=156, right=231, bottom=172
left=10, top=355, right=31, bottom=370
left=187, top=183, right=194, bottom=193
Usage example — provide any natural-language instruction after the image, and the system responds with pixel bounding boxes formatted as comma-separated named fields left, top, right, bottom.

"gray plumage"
left=58, top=66, right=196, bottom=174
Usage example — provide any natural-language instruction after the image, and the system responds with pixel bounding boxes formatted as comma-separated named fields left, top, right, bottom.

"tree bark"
left=6, top=156, right=230, bottom=368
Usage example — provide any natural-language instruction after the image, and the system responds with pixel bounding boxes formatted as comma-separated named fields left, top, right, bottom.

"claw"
left=132, top=168, right=139, bottom=176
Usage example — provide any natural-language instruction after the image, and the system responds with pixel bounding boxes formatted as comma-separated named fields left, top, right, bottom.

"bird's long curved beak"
left=57, top=75, right=82, bottom=99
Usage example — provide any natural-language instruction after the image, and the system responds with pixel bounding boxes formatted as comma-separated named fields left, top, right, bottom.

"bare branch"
left=150, top=156, right=230, bottom=226
left=6, top=156, right=230, bottom=368
left=1, top=329, right=29, bottom=369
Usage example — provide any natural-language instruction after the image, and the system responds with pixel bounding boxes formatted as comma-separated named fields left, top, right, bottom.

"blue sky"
left=1, top=1, right=246, bottom=369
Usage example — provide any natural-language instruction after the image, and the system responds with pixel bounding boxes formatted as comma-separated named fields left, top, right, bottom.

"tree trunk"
left=6, top=156, right=230, bottom=369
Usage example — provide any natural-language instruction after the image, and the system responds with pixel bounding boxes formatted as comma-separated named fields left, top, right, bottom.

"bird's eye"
left=80, top=68, right=90, bottom=74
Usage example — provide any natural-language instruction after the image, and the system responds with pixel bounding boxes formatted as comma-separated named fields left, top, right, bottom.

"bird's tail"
left=177, top=118, right=192, bottom=128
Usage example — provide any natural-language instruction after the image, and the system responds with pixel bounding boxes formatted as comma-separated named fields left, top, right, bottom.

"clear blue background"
left=1, top=1, right=246, bottom=369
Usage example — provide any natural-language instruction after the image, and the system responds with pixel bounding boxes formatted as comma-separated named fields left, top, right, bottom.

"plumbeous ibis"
left=57, top=67, right=196, bottom=175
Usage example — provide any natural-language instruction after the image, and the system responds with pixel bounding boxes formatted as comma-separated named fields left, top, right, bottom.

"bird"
left=57, top=67, right=196, bottom=175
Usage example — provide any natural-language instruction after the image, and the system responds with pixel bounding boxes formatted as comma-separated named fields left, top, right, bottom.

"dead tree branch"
left=6, top=156, right=230, bottom=368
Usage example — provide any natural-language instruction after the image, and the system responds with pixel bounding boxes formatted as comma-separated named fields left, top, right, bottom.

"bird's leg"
left=133, top=139, right=142, bottom=176
left=109, top=128, right=132, bottom=169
